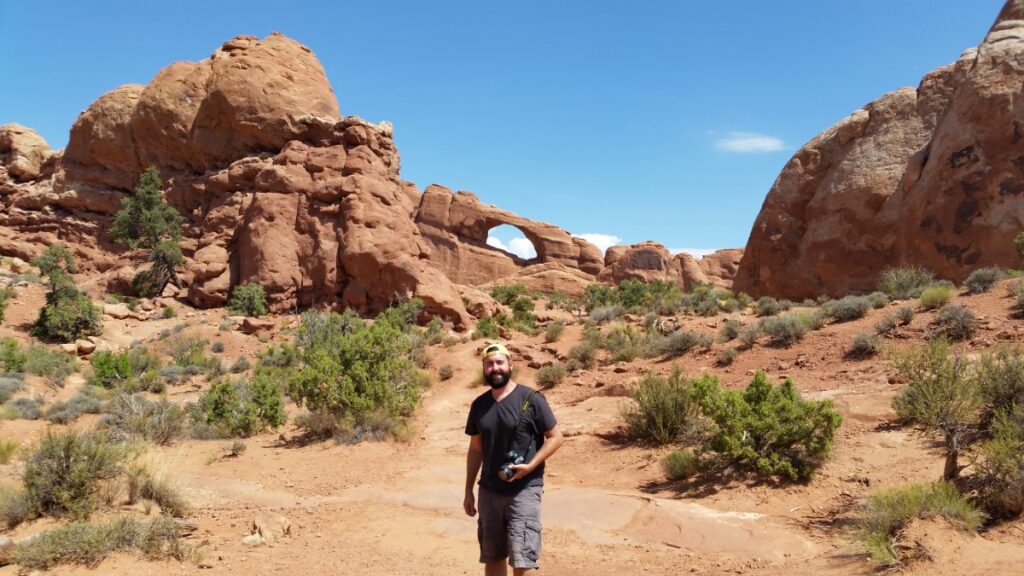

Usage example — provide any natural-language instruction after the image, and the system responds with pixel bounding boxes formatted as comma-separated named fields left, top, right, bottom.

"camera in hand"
left=498, top=450, right=525, bottom=481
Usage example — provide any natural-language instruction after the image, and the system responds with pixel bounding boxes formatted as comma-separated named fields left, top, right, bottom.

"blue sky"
left=0, top=1, right=1006, bottom=258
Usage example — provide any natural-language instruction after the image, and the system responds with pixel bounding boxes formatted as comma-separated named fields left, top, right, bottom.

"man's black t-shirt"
left=465, top=383, right=557, bottom=494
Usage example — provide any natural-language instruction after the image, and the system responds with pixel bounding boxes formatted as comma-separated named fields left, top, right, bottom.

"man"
left=464, top=342, right=564, bottom=576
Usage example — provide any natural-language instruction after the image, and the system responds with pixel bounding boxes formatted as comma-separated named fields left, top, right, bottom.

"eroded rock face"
left=735, top=0, right=1024, bottom=299
left=0, top=124, right=56, bottom=183
left=415, top=185, right=604, bottom=285
left=598, top=242, right=742, bottom=290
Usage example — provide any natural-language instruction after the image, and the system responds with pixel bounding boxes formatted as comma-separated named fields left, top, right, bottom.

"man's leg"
left=506, top=486, right=543, bottom=574
left=478, top=486, right=510, bottom=575
left=485, top=561, right=507, bottom=576
left=511, top=567, right=537, bottom=576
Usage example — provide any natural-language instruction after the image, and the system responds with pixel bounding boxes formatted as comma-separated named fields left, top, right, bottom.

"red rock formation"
left=414, top=185, right=603, bottom=285
left=735, top=0, right=1024, bottom=298
left=598, top=242, right=742, bottom=290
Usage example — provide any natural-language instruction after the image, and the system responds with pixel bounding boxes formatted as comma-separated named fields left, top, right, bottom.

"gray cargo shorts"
left=477, top=484, right=543, bottom=568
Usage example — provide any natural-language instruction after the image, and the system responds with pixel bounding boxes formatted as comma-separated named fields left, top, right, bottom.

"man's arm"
left=506, top=424, right=564, bottom=482
left=464, top=433, right=483, bottom=516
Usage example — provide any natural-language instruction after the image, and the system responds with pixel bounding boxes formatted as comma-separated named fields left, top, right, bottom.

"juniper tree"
left=31, top=244, right=101, bottom=342
left=111, top=167, right=184, bottom=296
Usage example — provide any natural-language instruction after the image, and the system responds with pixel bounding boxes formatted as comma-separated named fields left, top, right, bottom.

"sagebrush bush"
left=976, top=346, right=1024, bottom=423
left=535, top=363, right=566, bottom=388
left=879, top=266, right=936, bottom=300
left=229, top=355, right=251, bottom=374
left=25, top=344, right=77, bottom=387
left=45, top=388, right=102, bottom=424
left=892, top=339, right=981, bottom=479
left=874, top=314, right=898, bottom=335
left=0, top=337, right=26, bottom=372
left=472, top=316, right=500, bottom=340
left=0, top=286, right=13, bottom=323
left=848, top=333, right=882, bottom=359
left=100, top=394, right=188, bottom=445
left=0, top=374, right=23, bottom=403
left=424, top=316, right=446, bottom=345
left=228, top=282, right=268, bottom=317
left=663, top=448, right=700, bottom=480
left=755, top=296, right=784, bottom=317
left=867, top=291, right=890, bottom=309
left=965, top=267, right=1003, bottom=294
left=5, top=397, right=43, bottom=420
left=716, top=348, right=737, bottom=367
left=0, top=484, right=35, bottom=528
left=567, top=340, right=598, bottom=370
left=719, top=319, right=742, bottom=342
left=855, top=482, right=983, bottom=567
left=896, top=305, right=915, bottom=325
left=544, top=321, right=565, bottom=343
left=658, top=330, right=712, bottom=358
left=622, top=370, right=704, bottom=444
left=438, top=364, right=454, bottom=381
left=590, top=304, right=625, bottom=324
left=736, top=325, right=761, bottom=350
left=978, top=405, right=1024, bottom=517
left=11, top=515, right=190, bottom=571
left=935, top=304, right=976, bottom=341
left=23, top=430, right=128, bottom=519
left=759, top=314, right=807, bottom=347
left=693, top=372, right=842, bottom=481
left=920, top=285, right=953, bottom=310
left=823, top=295, right=871, bottom=322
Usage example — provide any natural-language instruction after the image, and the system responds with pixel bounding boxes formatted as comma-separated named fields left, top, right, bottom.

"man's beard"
left=486, top=370, right=511, bottom=389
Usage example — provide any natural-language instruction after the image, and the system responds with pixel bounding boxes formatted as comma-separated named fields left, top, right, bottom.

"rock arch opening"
left=485, top=224, right=539, bottom=262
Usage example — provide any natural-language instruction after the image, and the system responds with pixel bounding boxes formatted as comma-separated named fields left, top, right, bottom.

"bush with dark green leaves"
left=978, top=405, right=1024, bottom=517
left=111, top=168, right=184, bottom=296
left=0, top=286, right=14, bottom=322
left=30, top=245, right=101, bottom=343
left=879, top=266, right=936, bottom=300
left=472, top=316, right=500, bottom=340
left=622, top=370, right=704, bottom=444
left=228, top=282, right=268, bottom=317
left=490, top=284, right=530, bottom=306
left=23, top=430, right=128, bottom=520
left=935, top=304, right=976, bottom=341
left=1, top=337, right=26, bottom=372
left=286, top=302, right=424, bottom=435
left=199, top=375, right=285, bottom=438
left=692, top=371, right=842, bottom=481
left=965, top=267, right=1003, bottom=294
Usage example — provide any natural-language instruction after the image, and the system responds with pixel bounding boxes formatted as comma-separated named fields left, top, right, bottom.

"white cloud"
left=487, top=235, right=537, bottom=259
left=576, top=233, right=623, bottom=254
left=714, top=132, right=786, bottom=153
left=670, top=247, right=718, bottom=259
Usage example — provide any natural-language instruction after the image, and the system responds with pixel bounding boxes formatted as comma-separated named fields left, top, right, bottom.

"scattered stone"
left=75, top=339, right=96, bottom=355
left=59, top=343, right=77, bottom=355
left=0, top=536, right=14, bottom=565
left=241, top=534, right=264, bottom=547
left=103, top=303, right=132, bottom=319
left=252, top=512, right=292, bottom=542
left=240, top=317, right=275, bottom=334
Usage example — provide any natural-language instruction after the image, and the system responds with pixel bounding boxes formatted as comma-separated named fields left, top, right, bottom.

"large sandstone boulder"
left=415, top=184, right=603, bottom=285
left=736, top=0, right=1024, bottom=299
left=598, top=242, right=742, bottom=290
left=0, top=124, right=55, bottom=182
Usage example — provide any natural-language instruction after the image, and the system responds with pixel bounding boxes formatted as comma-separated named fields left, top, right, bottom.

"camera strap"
left=509, top=389, right=537, bottom=455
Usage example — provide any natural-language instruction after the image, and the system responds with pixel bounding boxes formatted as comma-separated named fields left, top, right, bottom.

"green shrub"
left=11, top=515, right=190, bottom=571
left=976, top=346, right=1024, bottom=423
left=89, top=350, right=132, bottom=388
left=199, top=375, right=285, bottom=438
left=211, top=341, right=225, bottom=353
left=759, top=314, right=807, bottom=347
left=228, top=282, right=268, bottom=317
left=822, top=295, right=871, bottom=322
left=0, top=438, right=17, bottom=464
left=0, top=374, right=23, bottom=403
left=978, top=405, right=1024, bottom=517
left=935, top=304, right=976, bottom=341
left=0, top=485, right=36, bottom=528
left=715, top=348, right=737, bottom=367
left=5, top=397, right=43, bottom=420
left=755, top=297, right=784, bottom=317
left=874, top=314, right=898, bottom=335
left=867, top=291, right=890, bottom=309
left=0, top=337, right=26, bottom=372
left=424, top=316, right=446, bottom=345
left=567, top=340, right=598, bottom=370
left=591, top=304, right=625, bottom=324
left=603, top=322, right=642, bottom=362
left=736, top=325, right=761, bottom=350
left=45, top=388, right=102, bottom=424
left=165, top=335, right=213, bottom=368
left=891, top=340, right=981, bottom=480
left=490, top=284, right=530, bottom=306
left=920, top=285, right=953, bottom=310
left=535, top=363, right=567, bottom=388
left=23, top=430, right=128, bottom=519
left=229, top=355, right=251, bottom=374
left=848, top=333, right=882, bottom=359
left=657, top=330, right=712, bottom=358
left=965, top=267, right=1003, bottom=294
left=622, top=370, right=703, bottom=444
left=544, top=321, right=565, bottom=343
left=472, top=316, right=501, bottom=340
left=692, top=372, right=842, bottom=481
left=879, top=266, right=936, bottom=300
left=896, top=305, right=915, bottom=325
left=438, top=364, right=454, bottom=381
left=161, top=306, right=176, bottom=319
left=31, top=245, right=102, bottom=343
left=0, top=286, right=14, bottom=322
left=719, top=319, right=742, bottom=342
left=855, top=482, right=983, bottom=567
left=24, top=344, right=77, bottom=386
left=663, top=448, right=700, bottom=480
left=99, top=394, right=188, bottom=445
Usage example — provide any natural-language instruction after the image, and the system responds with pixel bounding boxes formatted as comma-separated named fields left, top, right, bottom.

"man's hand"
left=505, top=462, right=536, bottom=482
left=463, top=491, right=477, bottom=516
